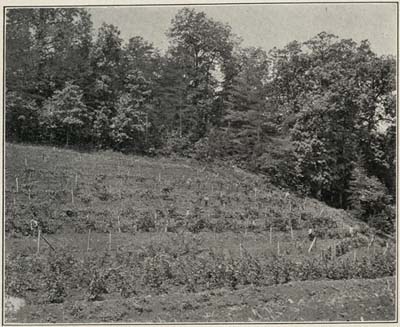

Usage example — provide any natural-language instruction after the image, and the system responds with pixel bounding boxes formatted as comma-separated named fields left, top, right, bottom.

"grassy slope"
left=5, top=142, right=361, bottom=236
left=4, top=143, right=395, bottom=323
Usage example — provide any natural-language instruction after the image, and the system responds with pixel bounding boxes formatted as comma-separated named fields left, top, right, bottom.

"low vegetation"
left=5, top=143, right=395, bottom=322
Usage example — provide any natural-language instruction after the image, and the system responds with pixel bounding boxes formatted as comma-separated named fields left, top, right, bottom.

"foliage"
left=41, top=82, right=90, bottom=145
left=110, top=94, right=150, bottom=152
left=166, top=8, right=238, bottom=141
left=5, top=92, right=40, bottom=142
left=268, top=33, right=395, bottom=211
left=348, top=166, right=394, bottom=233
left=5, top=240, right=395, bottom=305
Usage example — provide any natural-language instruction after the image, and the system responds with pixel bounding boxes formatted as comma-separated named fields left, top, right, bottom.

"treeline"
left=6, top=8, right=396, bottom=231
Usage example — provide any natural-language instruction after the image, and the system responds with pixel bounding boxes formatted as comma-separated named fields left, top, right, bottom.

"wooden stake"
left=37, top=228, right=41, bottom=255
left=308, top=237, right=317, bottom=253
left=71, top=189, right=74, bottom=205
left=15, top=177, right=19, bottom=193
left=277, top=241, right=280, bottom=255
left=117, top=215, right=121, bottom=233
left=332, top=241, right=336, bottom=260
left=75, top=173, right=78, bottom=188
left=369, top=234, right=375, bottom=248
left=383, top=242, right=389, bottom=255
left=24, top=158, right=28, bottom=167
left=353, top=249, right=357, bottom=262
left=87, top=229, right=91, bottom=252
left=41, top=234, right=56, bottom=251
left=269, top=226, right=272, bottom=245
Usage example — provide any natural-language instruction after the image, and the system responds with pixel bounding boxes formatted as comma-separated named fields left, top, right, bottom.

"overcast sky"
left=88, top=3, right=397, bottom=55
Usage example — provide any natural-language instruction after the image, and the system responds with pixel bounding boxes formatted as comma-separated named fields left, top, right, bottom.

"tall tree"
left=6, top=8, right=93, bottom=142
left=270, top=32, right=396, bottom=207
left=87, top=23, right=124, bottom=147
left=166, top=8, right=238, bottom=141
left=40, top=82, right=90, bottom=145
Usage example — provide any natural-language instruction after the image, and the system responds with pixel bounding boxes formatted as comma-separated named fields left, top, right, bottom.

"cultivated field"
left=4, top=143, right=396, bottom=323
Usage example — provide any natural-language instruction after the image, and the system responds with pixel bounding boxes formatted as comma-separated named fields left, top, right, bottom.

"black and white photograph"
left=2, top=1, right=398, bottom=324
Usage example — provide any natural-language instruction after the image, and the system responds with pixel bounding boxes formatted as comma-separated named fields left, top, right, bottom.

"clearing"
left=4, top=143, right=396, bottom=323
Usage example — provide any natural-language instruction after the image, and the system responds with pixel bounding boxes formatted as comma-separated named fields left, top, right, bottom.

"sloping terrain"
left=4, top=143, right=396, bottom=323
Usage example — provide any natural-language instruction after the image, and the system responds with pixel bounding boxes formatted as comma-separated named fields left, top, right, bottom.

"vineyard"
left=4, top=143, right=396, bottom=323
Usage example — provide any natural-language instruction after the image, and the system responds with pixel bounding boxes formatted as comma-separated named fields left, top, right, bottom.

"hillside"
left=4, top=143, right=396, bottom=323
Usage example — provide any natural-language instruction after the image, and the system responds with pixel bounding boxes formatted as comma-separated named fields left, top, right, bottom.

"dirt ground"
left=7, top=277, right=395, bottom=323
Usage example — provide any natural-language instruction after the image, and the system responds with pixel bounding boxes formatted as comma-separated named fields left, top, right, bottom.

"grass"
left=5, top=143, right=362, bottom=236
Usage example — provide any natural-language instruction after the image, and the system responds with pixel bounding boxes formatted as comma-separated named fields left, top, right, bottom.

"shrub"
left=348, top=166, right=394, bottom=233
left=136, top=212, right=156, bottom=232
left=158, top=132, right=192, bottom=157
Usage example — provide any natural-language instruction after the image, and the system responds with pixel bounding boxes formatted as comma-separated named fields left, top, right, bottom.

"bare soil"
left=7, top=277, right=395, bottom=323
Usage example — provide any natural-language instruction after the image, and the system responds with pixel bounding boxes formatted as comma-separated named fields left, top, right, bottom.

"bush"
left=5, top=202, right=64, bottom=236
left=136, top=212, right=156, bottom=232
left=368, top=206, right=395, bottom=235
left=348, top=167, right=394, bottom=234
left=158, top=132, right=192, bottom=157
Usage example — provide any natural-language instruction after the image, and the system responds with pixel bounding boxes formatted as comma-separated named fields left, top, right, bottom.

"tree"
left=5, top=91, right=40, bottom=142
left=352, top=53, right=396, bottom=195
left=348, top=166, right=394, bottom=234
left=291, top=93, right=358, bottom=205
left=269, top=32, right=395, bottom=208
left=166, top=8, right=238, bottom=141
left=110, top=93, right=150, bottom=152
left=41, top=82, right=90, bottom=145
left=224, top=47, right=274, bottom=138
left=6, top=8, right=93, bottom=103
left=6, top=8, right=93, bottom=142
left=266, top=40, right=311, bottom=129
left=117, top=36, right=163, bottom=151
left=87, top=23, right=124, bottom=147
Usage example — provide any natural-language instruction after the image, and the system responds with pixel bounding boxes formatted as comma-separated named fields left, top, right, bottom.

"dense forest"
left=5, top=8, right=396, bottom=233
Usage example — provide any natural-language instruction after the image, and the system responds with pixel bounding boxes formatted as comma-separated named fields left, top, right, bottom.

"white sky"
left=88, top=3, right=397, bottom=55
